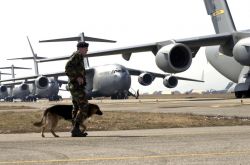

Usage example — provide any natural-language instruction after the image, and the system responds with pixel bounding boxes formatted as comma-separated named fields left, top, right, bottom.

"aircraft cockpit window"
left=121, top=68, right=126, bottom=72
left=112, top=69, right=122, bottom=73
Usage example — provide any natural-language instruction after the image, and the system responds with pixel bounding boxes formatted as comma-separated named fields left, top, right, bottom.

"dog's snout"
left=97, top=109, right=103, bottom=115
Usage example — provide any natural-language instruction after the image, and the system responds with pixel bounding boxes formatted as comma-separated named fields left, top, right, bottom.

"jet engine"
left=138, top=73, right=155, bottom=86
left=35, top=76, right=49, bottom=89
left=19, top=83, right=29, bottom=91
left=155, top=43, right=192, bottom=73
left=0, top=86, right=7, bottom=93
left=163, top=76, right=178, bottom=88
left=233, top=37, right=250, bottom=66
left=12, top=83, right=30, bottom=99
left=0, top=85, right=8, bottom=99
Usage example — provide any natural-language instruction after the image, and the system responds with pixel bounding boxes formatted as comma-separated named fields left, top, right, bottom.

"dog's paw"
left=82, top=132, right=88, bottom=136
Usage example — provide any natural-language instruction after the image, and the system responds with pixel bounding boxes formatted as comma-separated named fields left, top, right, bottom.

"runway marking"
left=1, top=150, right=250, bottom=164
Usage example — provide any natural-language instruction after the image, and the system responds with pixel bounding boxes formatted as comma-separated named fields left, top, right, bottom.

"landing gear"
left=24, top=95, right=37, bottom=102
left=111, top=92, right=128, bottom=99
left=235, top=91, right=243, bottom=98
left=48, top=95, right=62, bottom=101
left=4, top=96, right=13, bottom=102
left=235, top=91, right=250, bottom=98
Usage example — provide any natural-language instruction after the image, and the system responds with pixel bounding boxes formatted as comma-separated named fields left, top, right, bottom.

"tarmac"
left=0, top=97, right=250, bottom=164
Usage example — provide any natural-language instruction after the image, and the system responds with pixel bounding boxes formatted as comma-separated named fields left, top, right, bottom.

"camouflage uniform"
left=65, top=51, right=88, bottom=133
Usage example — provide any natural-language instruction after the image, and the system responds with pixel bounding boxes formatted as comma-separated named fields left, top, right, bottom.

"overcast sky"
left=0, top=0, right=249, bottom=97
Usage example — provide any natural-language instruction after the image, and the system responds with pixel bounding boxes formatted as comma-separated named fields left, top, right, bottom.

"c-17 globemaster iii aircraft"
left=38, top=0, right=250, bottom=98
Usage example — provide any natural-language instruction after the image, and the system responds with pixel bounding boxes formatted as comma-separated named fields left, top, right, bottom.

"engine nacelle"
left=19, top=83, right=29, bottom=91
left=163, top=76, right=178, bottom=88
left=0, top=86, right=7, bottom=93
left=233, top=37, right=250, bottom=66
left=155, top=43, right=192, bottom=73
left=35, top=76, right=49, bottom=89
left=138, top=73, right=154, bottom=86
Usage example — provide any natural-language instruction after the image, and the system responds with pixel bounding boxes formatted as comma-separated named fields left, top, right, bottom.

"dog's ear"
left=96, top=105, right=103, bottom=115
left=91, top=104, right=102, bottom=115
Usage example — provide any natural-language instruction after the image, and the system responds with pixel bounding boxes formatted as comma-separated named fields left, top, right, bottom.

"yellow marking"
left=212, top=9, right=224, bottom=16
left=1, top=150, right=250, bottom=164
left=211, top=105, right=220, bottom=108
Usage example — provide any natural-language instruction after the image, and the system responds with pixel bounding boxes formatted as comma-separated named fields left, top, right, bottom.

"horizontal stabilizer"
left=0, top=66, right=31, bottom=70
left=84, top=36, right=116, bottom=43
left=7, top=56, right=47, bottom=60
left=39, top=35, right=116, bottom=43
left=39, top=36, right=80, bottom=43
left=0, top=72, right=12, bottom=75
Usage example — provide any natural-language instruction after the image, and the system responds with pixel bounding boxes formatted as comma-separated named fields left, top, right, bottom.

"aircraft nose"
left=118, top=72, right=130, bottom=80
left=115, top=72, right=131, bottom=88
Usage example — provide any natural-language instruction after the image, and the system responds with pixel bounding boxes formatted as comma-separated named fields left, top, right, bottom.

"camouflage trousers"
left=68, top=82, right=88, bottom=125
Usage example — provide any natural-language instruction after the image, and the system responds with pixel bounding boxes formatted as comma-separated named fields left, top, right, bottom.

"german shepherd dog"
left=33, top=103, right=103, bottom=137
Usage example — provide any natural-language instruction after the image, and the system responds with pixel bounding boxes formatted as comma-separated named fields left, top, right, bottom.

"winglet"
left=39, top=32, right=116, bottom=43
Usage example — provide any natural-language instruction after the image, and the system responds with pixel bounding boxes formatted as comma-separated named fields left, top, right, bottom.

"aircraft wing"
left=0, top=69, right=94, bottom=83
left=57, top=79, right=68, bottom=84
left=7, top=56, right=47, bottom=60
left=38, top=32, right=233, bottom=63
left=127, top=68, right=204, bottom=82
left=0, top=73, right=65, bottom=83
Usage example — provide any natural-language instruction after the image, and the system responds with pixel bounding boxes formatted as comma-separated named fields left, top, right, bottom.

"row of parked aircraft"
left=0, top=35, right=203, bottom=102
left=1, top=0, right=248, bottom=101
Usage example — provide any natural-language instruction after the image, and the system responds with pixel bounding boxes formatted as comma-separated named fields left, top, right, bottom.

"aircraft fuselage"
left=87, top=64, right=131, bottom=98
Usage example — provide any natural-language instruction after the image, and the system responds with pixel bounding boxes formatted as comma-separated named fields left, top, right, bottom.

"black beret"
left=77, top=42, right=89, bottom=48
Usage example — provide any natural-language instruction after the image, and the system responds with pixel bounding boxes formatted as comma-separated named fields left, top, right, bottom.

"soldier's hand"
left=76, top=77, right=84, bottom=85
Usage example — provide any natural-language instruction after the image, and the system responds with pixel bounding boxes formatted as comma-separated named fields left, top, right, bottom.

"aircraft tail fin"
left=225, top=82, right=234, bottom=90
left=7, top=37, right=47, bottom=76
left=203, top=0, right=236, bottom=34
left=27, top=36, right=39, bottom=76
left=39, top=32, right=116, bottom=69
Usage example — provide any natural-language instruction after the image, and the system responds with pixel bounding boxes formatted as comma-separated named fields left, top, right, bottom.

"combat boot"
left=71, top=122, right=87, bottom=137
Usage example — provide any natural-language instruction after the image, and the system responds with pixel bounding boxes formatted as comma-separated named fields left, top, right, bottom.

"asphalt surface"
left=0, top=97, right=250, bottom=164
left=1, top=127, right=250, bottom=164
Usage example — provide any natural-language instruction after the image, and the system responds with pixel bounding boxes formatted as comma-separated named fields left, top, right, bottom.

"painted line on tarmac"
left=1, top=150, right=250, bottom=164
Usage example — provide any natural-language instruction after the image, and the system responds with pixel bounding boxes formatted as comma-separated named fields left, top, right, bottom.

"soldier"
left=65, top=41, right=89, bottom=137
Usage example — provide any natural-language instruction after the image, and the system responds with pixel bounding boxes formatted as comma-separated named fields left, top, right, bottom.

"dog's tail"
left=33, top=108, right=49, bottom=127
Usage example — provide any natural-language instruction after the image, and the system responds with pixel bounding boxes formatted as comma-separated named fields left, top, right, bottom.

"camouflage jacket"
left=65, top=51, right=86, bottom=84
